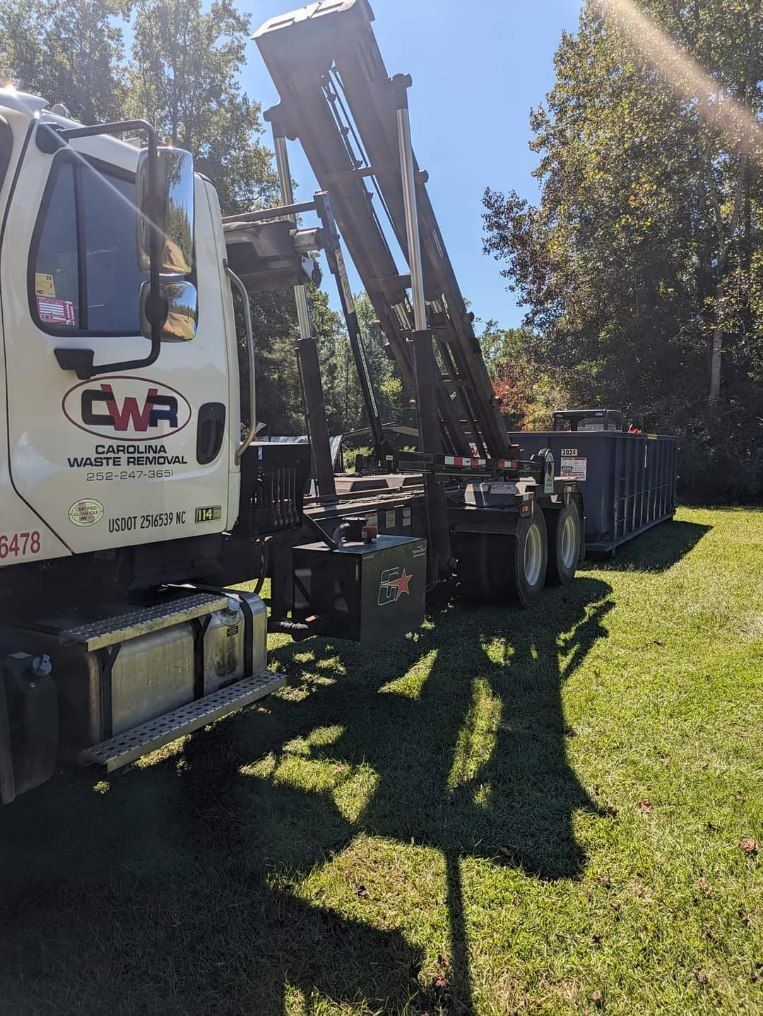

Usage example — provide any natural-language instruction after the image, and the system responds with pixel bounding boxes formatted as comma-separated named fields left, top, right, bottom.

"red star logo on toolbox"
left=389, top=569, right=412, bottom=597
left=378, top=566, right=414, bottom=605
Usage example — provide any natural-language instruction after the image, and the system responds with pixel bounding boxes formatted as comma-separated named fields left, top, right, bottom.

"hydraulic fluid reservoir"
left=0, top=652, right=58, bottom=802
left=203, top=592, right=267, bottom=695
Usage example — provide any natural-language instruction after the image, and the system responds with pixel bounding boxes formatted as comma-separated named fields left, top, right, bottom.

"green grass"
left=0, top=507, right=761, bottom=1015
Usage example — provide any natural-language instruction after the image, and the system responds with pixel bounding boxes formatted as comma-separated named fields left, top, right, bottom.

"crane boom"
left=255, top=0, right=511, bottom=460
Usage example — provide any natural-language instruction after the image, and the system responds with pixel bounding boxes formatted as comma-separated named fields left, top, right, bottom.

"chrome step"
left=78, top=671, right=285, bottom=772
left=59, top=593, right=230, bottom=651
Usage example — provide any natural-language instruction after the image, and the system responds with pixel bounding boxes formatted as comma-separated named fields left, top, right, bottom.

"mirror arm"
left=47, top=120, right=163, bottom=380
left=226, top=265, right=257, bottom=464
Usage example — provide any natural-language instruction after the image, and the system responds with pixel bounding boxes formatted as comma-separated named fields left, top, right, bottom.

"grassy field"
left=0, top=506, right=761, bottom=1015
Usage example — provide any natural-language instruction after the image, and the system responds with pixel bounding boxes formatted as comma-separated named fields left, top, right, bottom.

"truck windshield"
left=30, top=154, right=148, bottom=335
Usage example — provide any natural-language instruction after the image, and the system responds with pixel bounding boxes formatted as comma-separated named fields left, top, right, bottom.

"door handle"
left=196, top=402, right=226, bottom=465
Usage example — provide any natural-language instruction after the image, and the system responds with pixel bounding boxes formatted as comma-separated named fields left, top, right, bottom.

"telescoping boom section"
left=255, top=0, right=511, bottom=461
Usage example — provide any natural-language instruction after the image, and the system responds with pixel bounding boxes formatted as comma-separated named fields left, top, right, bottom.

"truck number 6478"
left=0, top=532, right=41, bottom=559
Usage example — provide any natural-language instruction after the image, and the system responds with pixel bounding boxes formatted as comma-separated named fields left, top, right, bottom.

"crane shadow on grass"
left=0, top=577, right=613, bottom=1015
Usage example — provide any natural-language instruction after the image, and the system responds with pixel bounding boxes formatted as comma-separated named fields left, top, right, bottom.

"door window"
left=0, top=116, right=13, bottom=192
left=31, top=160, right=79, bottom=329
left=30, top=154, right=148, bottom=335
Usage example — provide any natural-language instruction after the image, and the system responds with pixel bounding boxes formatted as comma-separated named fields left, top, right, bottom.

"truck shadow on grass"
left=0, top=577, right=613, bottom=1016
left=587, top=518, right=711, bottom=573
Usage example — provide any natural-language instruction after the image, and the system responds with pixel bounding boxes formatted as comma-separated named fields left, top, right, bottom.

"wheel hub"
left=524, top=523, right=543, bottom=586
left=561, top=513, right=578, bottom=569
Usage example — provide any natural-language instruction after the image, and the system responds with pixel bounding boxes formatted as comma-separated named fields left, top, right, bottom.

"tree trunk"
left=709, top=320, right=723, bottom=405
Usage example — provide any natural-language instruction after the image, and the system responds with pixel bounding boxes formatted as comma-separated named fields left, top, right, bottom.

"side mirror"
left=140, top=280, right=198, bottom=341
left=136, top=147, right=195, bottom=275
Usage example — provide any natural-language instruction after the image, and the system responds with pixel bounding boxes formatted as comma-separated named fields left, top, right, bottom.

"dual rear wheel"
left=456, top=499, right=581, bottom=607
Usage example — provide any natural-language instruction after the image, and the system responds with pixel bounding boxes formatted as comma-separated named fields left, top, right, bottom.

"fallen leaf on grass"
left=637, top=799, right=654, bottom=813
left=739, top=838, right=758, bottom=855
left=431, top=954, right=451, bottom=994
left=497, top=844, right=524, bottom=865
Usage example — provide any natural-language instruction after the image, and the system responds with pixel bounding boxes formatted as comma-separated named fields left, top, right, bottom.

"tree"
left=316, top=291, right=417, bottom=438
left=127, top=0, right=277, bottom=215
left=480, top=322, right=563, bottom=431
left=483, top=0, right=762, bottom=495
left=354, top=292, right=414, bottom=430
left=0, top=0, right=130, bottom=122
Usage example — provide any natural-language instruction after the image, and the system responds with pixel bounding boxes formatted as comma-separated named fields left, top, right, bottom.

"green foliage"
left=480, top=321, right=565, bottom=430
left=354, top=292, right=415, bottom=429
left=126, top=0, right=278, bottom=215
left=0, top=0, right=277, bottom=215
left=316, top=291, right=415, bottom=437
left=484, top=0, right=762, bottom=498
left=0, top=0, right=130, bottom=122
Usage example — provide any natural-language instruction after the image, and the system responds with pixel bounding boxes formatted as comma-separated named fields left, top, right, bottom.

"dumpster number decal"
left=560, top=454, right=587, bottom=481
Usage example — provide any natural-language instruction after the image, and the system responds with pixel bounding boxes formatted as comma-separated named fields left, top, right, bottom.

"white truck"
left=0, top=0, right=583, bottom=804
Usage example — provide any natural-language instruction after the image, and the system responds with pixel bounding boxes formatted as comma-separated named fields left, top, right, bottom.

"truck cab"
left=0, top=89, right=243, bottom=584
left=0, top=92, right=292, bottom=805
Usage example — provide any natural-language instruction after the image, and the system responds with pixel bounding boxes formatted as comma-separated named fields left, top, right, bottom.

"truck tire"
left=507, top=510, right=548, bottom=606
left=544, top=499, right=581, bottom=586
left=456, top=510, right=548, bottom=607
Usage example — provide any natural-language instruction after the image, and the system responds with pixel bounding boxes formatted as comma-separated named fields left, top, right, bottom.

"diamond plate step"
left=79, top=671, right=285, bottom=772
left=59, top=593, right=230, bottom=651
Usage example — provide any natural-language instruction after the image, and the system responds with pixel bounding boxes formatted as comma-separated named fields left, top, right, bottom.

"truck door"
left=0, top=118, right=234, bottom=556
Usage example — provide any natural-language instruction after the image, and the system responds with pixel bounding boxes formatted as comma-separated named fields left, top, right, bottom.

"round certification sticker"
left=68, top=499, right=104, bottom=527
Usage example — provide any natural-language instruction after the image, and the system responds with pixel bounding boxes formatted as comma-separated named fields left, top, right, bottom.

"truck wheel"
left=545, top=499, right=581, bottom=586
left=456, top=511, right=548, bottom=606
left=506, top=510, right=548, bottom=607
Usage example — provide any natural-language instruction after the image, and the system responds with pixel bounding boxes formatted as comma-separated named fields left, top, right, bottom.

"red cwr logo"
left=83, top=384, right=177, bottom=433
left=62, top=375, right=191, bottom=441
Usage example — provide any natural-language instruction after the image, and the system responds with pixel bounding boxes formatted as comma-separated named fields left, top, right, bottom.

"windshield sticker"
left=37, top=295, right=75, bottom=326
left=35, top=272, right=55, bottom=296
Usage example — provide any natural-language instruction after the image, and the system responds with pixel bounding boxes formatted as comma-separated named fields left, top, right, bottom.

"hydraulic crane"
left=255, top=0, right=512, bottom=465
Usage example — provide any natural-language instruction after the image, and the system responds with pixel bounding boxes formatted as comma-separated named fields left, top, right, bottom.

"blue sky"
left=240, top=0, right=583, bottom=329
